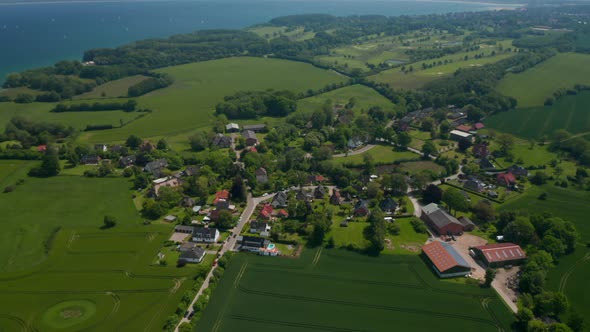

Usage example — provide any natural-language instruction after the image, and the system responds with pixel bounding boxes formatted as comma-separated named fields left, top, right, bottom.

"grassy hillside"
left=297, top=84, right=395, bottom=113
left=196, top=249, right=514, bottom=332
left=484, top=91, right=590, bottom=139
left=74, top=75, right=149, bottom=99
left=496, top=53, right=590, bottom=108
left=80, top=57, right=346, bottom=143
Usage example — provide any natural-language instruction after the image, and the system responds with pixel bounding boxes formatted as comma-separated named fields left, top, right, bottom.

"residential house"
left=37, top=145, right=47, bottom=153
left=215, top=199, right=231, bottom=211
left=380, top=197, right=398, bottom=214
left=81, top=154, right=101, bottom=165
left=226, top=123, right=240, bottom=133
left=295, top=190, right=312, bottom=202
left=181, top=197, right=196, bottom=208
left=243, top=124, right=266, bottom=132
left=192, top=227, right=220, bottom=243
left=330, top=189, right=344, bottom=205
left=277, top=209, right=289, bottom=218
left=271, top=191, right=288, bottom=208
left=139, top=141, right=156, bottom=152
left=496, top=172, right=517, bottom=187
left=472, top=144, right=490, bottom=158
left=450, top=130, right=473, bottom=142
left=259, top=204, right=274, bottom=220
left=174, top=225, right=194, bottom=234
left=237, top=235, right=270, bottom=252
left=119, top=155, right=136, bottom=168
left=473, top=122, right=485, bottom=130
left=109, top=144, right=123, bottom=153
left=463, top=179, right=485, bottom=192
left=456, top=124, right=472, bottom=133
left=153, top=177, right=182, bottom=196
left=242, top=130, right=258, bottom=146
left=472, top=243, right=526, bottom=268
left=178, top=242, right=198, bottom=252
left=94, top=144, right=108, bottom=152
left=212, top=133, right=232, bottom=148
left=420, top=203, right=468, bottom=235
left=250, top=221, right=271, bottom=237
left=347, top=137, right=364, bottom=150
left=179, top=247, right=206, bottom=263
left=214, top=190, right=230, bottom=204
left=307, top=175, right=326, bottom=185
left=507, top=165, right=528, bottom=177
left=255, top=167, right=269, bottom=183
left=145, top=159, right=168, bottom=176
left=353, top=200, right=370, bottom=217
left=314, top=186, right=327, bottom=199
left=422, top=241, right=472, bottom=278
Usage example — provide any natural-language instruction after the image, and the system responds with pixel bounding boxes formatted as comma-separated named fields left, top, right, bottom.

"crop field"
left=0, top=160, right=33, bottom=188
left=370, top=44, right=513, bottom=90
left=79, top=57, right=346, bottom=144
left=546, top=246, right=590, bottom=331
left=196, top=248, right=514, bottom=332
left=496, top=53, right=590, bottom=108
left=484, top=91, right=590, bottom=139
left=333, top=145, right=418, bottom=166
left=297, top=84, right=395, bottom=114
left=0, top=172, right=210, bottom=331
left=74, top=75, right=149, bottom=99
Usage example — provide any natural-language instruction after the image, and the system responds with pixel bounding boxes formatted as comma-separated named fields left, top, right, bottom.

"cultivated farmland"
left=196, top=249, right=514, bottom=332
left=496, top=53, right=590, bottom=108
left=484, top=91, right=590, bottom=139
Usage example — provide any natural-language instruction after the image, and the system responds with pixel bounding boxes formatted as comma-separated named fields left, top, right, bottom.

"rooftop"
left=473, top=243, right=526, bottom=263
left=422, top=241, right=470, bottom=273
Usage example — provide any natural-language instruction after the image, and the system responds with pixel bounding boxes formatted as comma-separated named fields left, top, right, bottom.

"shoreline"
left=0, top=0, right=525, bottom=7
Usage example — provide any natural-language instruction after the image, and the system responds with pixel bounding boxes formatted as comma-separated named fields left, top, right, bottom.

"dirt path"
left=492, top=268, right=519, bottom=313
left=333, top=144, right=376, bottom=158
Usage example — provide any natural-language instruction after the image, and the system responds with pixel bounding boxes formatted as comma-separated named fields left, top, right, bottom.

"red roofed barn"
left=422, top=241, right=472, bottom=278
left=472, top=243, right=526, bottom=268
left=496, top=172, right=516, bottom=187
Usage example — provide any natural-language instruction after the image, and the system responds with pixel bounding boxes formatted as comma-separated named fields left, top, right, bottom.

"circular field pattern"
left=41, top=300, right=96, bottom=329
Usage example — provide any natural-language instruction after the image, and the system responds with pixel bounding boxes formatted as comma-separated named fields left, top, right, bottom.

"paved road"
left=174, top=193, right=274, bottom=331
left=333, top=144, right=376, bottom=158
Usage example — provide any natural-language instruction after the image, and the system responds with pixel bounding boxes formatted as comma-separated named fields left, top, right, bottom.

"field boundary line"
left=0, top=314, right=27, bottom=332
left=558, top=251, right=590, bottom=293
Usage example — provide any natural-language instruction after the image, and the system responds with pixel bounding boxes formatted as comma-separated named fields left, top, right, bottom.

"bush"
left=410, top=218, right=428, bottom=234
left=3, top=185, right=15, bottom=193
left=538, top=192, right=548, bottom=200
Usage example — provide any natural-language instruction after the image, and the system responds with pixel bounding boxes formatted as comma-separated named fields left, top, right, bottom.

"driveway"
left=333, top=144, right=375, bottom=157
left=448, top=233, right=488, bottom=280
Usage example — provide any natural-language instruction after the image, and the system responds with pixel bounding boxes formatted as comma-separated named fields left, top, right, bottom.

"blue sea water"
left=0, top=0, right=513, bottom=79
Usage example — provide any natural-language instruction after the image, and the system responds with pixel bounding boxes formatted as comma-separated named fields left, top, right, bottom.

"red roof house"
left=37, top=145, right=47, bottom=153
left=496, top=172, right=516, bottom=187
left=278, top=209, right=289, bottom=218
left=259, top=204, right=274, bottom=220
left=456, top=124, right=472, bottom=133
left=473, top=122, right=485, bottom=130
left=422, top=241, right=472, bottom=278
left=472, top=243, right=526, bottom=267
left=213, top=190, right=230, bottom=204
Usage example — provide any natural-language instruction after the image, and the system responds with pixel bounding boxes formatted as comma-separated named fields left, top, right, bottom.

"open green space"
left=329, top=221, right=370, bottom=248
left=248, top=26, right=315, bottom=41
left=297, top=84, right=395, bottom=114
left=41, top=300, right=97, bottom=329
left=196, top=248, right=514, bottom=332
left=384, top=217, right=429, bottom=255
left=74, top=75, right=149, bottom=99
left=485, top=91, right=590, bottom=140
left=0, top=160, right=33, bottom=188
left=79, top=57, right=346, bottom=143
left=496, top=53, right=590, bottom=108
left=333, top=145, right=417, bottom=166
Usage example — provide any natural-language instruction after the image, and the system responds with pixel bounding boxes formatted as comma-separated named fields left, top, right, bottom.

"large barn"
left=422, top=241, right=472, bottom=278
left=420, top=203, right=472, bottom=235
left=472, top=243, right=526, bottom=268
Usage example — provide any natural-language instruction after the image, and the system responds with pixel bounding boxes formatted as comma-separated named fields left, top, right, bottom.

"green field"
left=485, top=91, right=590, bottom=139
left=74, top=75, right=149, bottom=99
left=496, top=53, right=590, bottom=108
left=196, top=249, right=514, bottom=332
left=79, top=57, right=346, bottom=143
left=329, top=221, right=370, bottom=248
left=0, top=160, right=33, bottom=188
left=0, top=170, right=211, bottom=331
left=297, top=84, right=395, bottom=114
left=333, top=145, right=418, bottom=166
left=248, top=26, right=315, bottom=41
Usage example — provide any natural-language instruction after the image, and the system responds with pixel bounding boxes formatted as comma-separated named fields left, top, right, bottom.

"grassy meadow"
left=297, top=84, right=395, bottom=114
left=74, top=75, right=149, bottom=99
left=484, top=91, right=590, bottom=139
left=333, top=145, right=418, bottom=166
left=496, top=53, right=590, bottom=108
left=196, top=248, right=514, bottom=332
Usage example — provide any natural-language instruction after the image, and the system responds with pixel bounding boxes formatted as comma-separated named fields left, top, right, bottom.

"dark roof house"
left=507, top=165, right=528, bottom=177
left=353, top=200, right=370, bottom=217
left=242, top=130, right=258, bottom=146
left=81, top=154, right=101, bottom=165
left=380, top=197, right=398, bottom=213
left=212, top=133, right=232, bottom=148
left=330, top=190, right=344, bottom=205
left=255, top=167, right=268, bottom=183
left=271, top=191, right=288, bottom=208
left=145, top=159, right=168, bottom=175
left=420, top=203, right=468, bottom=235
left=119, top=155, right=136, bottom=168
left=314, top=186, right=327, bottom=199
left=243, top=124, right=266, bottom=132
left=179, top=246, right=206, bottom=263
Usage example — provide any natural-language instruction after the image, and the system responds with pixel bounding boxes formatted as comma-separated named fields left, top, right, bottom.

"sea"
left=0, top=0, right=520, bottom=80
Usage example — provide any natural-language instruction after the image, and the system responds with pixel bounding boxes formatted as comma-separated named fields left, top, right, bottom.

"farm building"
left=192, top=227, right=220, bottom=243
left=174, top=225, right=194, bottom=234
left=420, top=203, right=471, bottom=235
left=226, top=123, right=239, bottom=133
left=422, top=241, right=472, bottom=278
left=243, top=124, right=266, bottom=132
left=242, top=130, right=258, bottom=146
left=179, top=247, right=206, bottom=264
left=450, top=130, right=473, bottom=142
left=472, top=243, right=526, bottom=268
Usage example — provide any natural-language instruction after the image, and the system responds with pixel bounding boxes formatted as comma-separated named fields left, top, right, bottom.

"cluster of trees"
left=1, top=116, right=76, bottom=148
left=550, top=129, right=590, bottom=166
left=215, top=90, right=297, bottom=119
left=51, top=100, right=137, bottom=113
left=128, top=74, right=174, bottom=97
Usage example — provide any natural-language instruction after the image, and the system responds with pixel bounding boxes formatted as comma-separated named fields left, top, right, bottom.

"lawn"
left=333, top=145, right=418, bottom=167
left=484, top=91, right=590, bottom=139
left=329, top=220, right=370, bottom=249
left=0, top=173, right=213, bottom=331
left=297, top=84, right=395, bottom=114
left=74, top=75, right=149, bottom=99
left=195, top=248, right=514, bottom=332
left=0, top=159, right=34, bottom=188
left=79, top=57, right=346, bottom=144
left=399, top=160, right=445, bottom=175
left=383, top=217, right=429, bottom=255
left=496, top=53, right=590, bottom=108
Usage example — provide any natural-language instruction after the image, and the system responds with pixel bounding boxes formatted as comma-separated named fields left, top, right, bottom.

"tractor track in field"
left=311, top=247, right=323, bottom=267
left=236, top=285, right=498, bottom=327
left=0, top=314, right=27, bottom=332
left=229, top=315, right=369, bottom=332
left=0, top=288, right=170, bottom=295
left=558, top=251, right=590, bottom=293
left=481, top=297, right=505, bottom=332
